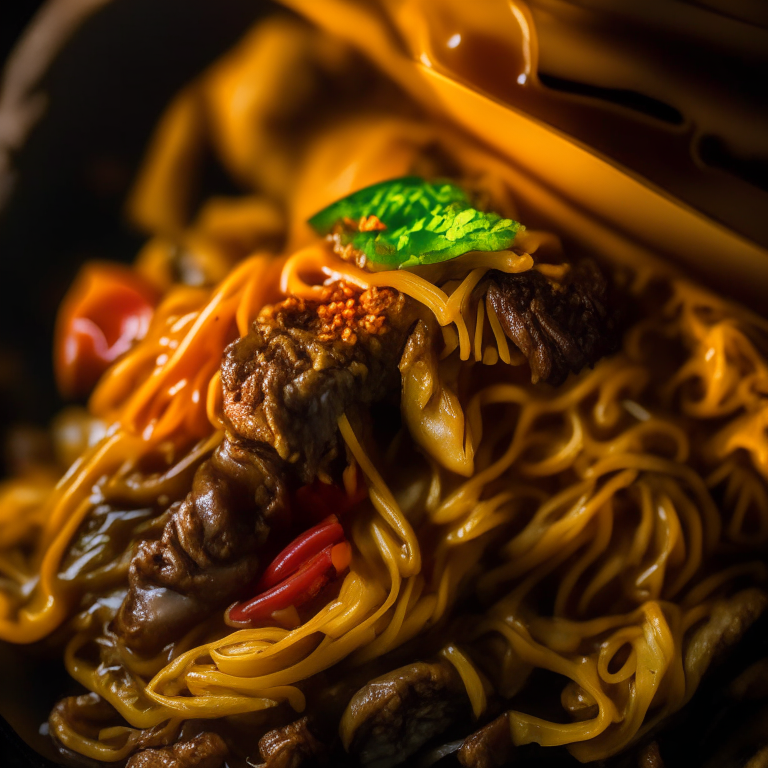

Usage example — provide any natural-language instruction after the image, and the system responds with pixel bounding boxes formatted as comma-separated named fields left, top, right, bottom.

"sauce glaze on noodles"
left=0, top=12, right=766, bottom=766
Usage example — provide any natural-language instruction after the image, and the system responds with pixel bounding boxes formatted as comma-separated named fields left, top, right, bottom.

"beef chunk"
left=339, top=660, right=469, bottom=768
left=116, top=283, right=420, bottom=654
left=221, top=282, right=419, bottom=479
left=258, top=716, right=328, bottom=768
left=486, top=260, right=619, bottom=385
left=457, top=713, right=515, bottom=768
left=637, top=741, right=665, bottom=768
left=114, top=438, right=286, bottom=653
left=126, top=732, right=228, bottom=768
left=685, top=588, right=768, bottom=688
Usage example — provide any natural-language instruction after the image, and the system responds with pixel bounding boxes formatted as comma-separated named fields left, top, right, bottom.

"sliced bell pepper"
left=227, top=541, right=352, bottom=626
left=256, top=515, right=345, bottom=592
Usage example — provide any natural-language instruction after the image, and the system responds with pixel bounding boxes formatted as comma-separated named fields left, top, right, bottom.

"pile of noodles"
left=0, top=12, right=767, bottom=766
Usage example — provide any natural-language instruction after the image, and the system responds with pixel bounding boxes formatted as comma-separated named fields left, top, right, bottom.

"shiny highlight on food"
left=0, top=6, right=766, bottom=768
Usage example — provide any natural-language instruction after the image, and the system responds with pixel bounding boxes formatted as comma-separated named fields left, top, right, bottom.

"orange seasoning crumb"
left=358, top=214, right=387, bottom=232
left=327, top=215, right=386, bottom=269
left=259, top=281, right=397, bottom=346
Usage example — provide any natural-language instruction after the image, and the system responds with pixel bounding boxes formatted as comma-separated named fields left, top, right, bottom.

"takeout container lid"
left=283, top=0, right=768, bottom=308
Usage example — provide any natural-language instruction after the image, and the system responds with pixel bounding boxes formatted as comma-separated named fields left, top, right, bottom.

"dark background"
left=0, top=0, right=269, bottom=456
left=0, top=2, right=46, bottom=61
left=0, top=7, right=275, bottom=763
left=0, top=5, right=267, bottom=761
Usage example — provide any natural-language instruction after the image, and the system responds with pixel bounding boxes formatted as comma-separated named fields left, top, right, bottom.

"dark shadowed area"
left=0, top=0, right=271, bottom=458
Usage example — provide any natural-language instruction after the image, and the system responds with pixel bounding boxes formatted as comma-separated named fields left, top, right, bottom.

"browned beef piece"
left=684, top=588, right=768, bottom=686
left=221, top=283, right=420, bottom=479
left=457, top=713, right=515, bottom=768
left=258, top=716, right=329, bottom=768
left=637, top=741, right=665, bottom=768
left=340, top=660, right=469, bottom=768
left=126, top=732, right=228, bottom=768
left=116, top=283, right=418, bottom=654
left=114, top=438, right=286, bottom=653
left=486, top=260, right=619, bottom=385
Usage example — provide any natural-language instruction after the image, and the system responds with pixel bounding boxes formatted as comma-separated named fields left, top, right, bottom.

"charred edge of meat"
left=221, top=282, right=420, bottom=479
left=114, top=438, right=286, bottom=654
left=457, top=713, right=515, bottom=768
left=258, top=716, right=329, bottom=768
left=126, top=732, right=228, bottom=768
left=340, top=660, right=470, bottom=768
left=486, top=259, right=620, bottom=386
left=116, top=282, right=420, bottom=655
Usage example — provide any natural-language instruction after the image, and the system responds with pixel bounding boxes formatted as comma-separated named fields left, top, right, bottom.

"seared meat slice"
left=457, top=713, right=515, bottom=768
left=486, top=260, right=619, bottom=385
left=117, top=282, right=419, bottom=653
left=115, top=438, right=286, bottom=653
left=221, top=283, right=419, bottom=479
left=258, top=716, right=329, bottom=768
left=340, top=660, right=469, bottom=768
left=126, top=732, right=228, bottom=768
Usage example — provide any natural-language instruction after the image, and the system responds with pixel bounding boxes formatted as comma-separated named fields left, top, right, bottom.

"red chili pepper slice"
left=331, top=541, right=352, bottom=573
left=256, top=515, right=345, bottom=592
left=227, top=541, right=352, bottom=625
left=226, top=472, right=363, bottom=627
left=55, top=262, right=158, bottom=398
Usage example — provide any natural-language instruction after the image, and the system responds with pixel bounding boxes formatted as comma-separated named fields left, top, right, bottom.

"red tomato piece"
left=55, top=262, right=158, bottom=398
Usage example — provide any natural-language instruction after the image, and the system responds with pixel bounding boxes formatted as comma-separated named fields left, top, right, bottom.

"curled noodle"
left=0, top=13, right=766, bottom=767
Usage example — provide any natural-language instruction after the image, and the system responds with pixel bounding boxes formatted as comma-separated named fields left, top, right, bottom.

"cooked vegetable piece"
left=55, top=263, right=157, bottom=398
left=256, top=515, right=345, bottom=591
left=308, top=176, right=522, bottom=269
left=293, top=469, right=368, bottom=523
left=227, top=541, right=352, bottom=625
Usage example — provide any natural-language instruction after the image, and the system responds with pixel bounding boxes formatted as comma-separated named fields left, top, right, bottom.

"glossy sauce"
left=397, top=0, right=768, bottom=248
